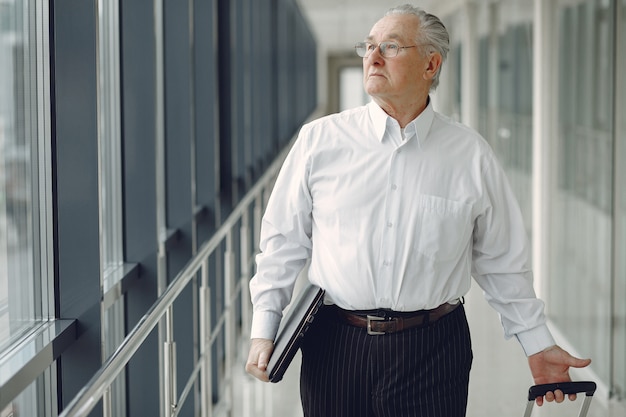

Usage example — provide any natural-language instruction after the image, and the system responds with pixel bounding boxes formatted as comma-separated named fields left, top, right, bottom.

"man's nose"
left=367, top=45, right=384, bottom=62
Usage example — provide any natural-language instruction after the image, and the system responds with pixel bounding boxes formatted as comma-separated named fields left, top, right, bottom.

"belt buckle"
left=366, top=315, right=386, bottom=335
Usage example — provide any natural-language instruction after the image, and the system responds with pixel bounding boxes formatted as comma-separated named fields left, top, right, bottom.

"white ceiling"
left=295, top=1, right=454, bottom=54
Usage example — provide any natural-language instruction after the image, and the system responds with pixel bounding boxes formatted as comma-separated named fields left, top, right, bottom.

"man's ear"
left=423, top=52, right=443, bottom=81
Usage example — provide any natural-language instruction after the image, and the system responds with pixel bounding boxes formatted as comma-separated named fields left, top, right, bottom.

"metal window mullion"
left=189, top=0, right=198, bottom=256
left=96, top=0, right=127, bottom=415
left=33, top=0, right=54, bottom=324
left=154, top=0, right=167, bottom=294
left=154, top=0, right=169, bottom=416
left=242, top=0, right=253, bottom=186
left=97, top=0, right=124, bottom=283
left=109, top=0, right=123, bottom=267
left=187, top=0, right=202, bottom=412
left=610, top=0, right=625, bottom=399
left=33, top=1, right=57, bottom=415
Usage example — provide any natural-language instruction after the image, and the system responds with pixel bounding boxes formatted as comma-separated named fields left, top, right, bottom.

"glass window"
left=98, top=0, right=124, bottom=278
left=614, top=0, right=626, bottom=400
left=1, top=368, right=56, bottom=416
left=549, top=0, right=615, bottom=385
left=0, top=0, right=52, bottom=352
left=474, top=0, right=534, bottom=226
left=97, top=0, right=126, bottom=414
left=339, top=67, right=368, bottom=111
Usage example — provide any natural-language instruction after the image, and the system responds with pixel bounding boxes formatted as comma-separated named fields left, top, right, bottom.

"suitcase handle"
left=527, top=381, right=596, bottom=401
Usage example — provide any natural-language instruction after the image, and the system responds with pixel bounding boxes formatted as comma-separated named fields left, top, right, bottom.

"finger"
left=569, top=393, right=578, bottom=402
left=535, top=396, right=544, bottom=407
left=245, top=356, right=270, bottom=381
left=245, top=339, right=274, bottom=382
left=570, top=357, right=592, bottom=368
left=246, top=363, right=270, bottom=382
left=245, top=351, right=261, bottom=374
left=554, top=389, right=565, bottom=403
left=245, top=358, right=268, bottom=381
left=245, top=359, right=259, bottom=374
left=258, top=349, right=271, bottom=371
left=545, top=391, right=555, bottom=403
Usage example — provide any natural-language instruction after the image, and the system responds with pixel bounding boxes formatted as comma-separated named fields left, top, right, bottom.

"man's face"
left=363, top=14, right=432, bottom=104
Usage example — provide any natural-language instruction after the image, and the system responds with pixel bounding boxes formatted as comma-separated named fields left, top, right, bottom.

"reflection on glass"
left=1, top=370, right=52, bottom=416
left=97, top=1, right=126, bottom=415
left=475, top=1, right=534, bottom=229
left=0, top=0, right=42, bottom=352
left=550, top=0, right=615, bottom=385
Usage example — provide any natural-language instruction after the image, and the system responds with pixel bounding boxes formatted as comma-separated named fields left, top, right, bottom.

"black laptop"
left=267, top=283, right=325, bottom=383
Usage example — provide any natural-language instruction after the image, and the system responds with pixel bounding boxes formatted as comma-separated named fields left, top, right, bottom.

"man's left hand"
left=528, top=345, right=592, bottom=406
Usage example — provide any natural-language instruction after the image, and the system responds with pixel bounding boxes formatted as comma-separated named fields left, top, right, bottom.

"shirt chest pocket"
left=413, top=195, right=473, bottom=261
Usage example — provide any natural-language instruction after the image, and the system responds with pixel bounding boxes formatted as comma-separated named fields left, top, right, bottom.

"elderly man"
left=246, top=4, right=590, bottom=416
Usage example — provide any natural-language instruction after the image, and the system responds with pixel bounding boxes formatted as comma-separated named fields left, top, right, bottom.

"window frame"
left=1, top=0, right=60, bottom=414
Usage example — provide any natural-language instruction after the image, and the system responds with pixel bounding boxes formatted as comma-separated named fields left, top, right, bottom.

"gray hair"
left=385, top=4, right=449, bottom=91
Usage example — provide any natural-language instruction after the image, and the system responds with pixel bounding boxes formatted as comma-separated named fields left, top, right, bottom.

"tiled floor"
left=234, top=282, right=626, bottom=417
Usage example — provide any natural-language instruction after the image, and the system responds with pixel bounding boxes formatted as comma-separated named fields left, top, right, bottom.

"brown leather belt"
left=332, top=302, right=460, bottom=335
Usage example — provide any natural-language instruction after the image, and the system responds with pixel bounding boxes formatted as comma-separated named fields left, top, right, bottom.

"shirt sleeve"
left=249, top=129, right=314, bottom=340
left=471, top=152, right=555, bottom=356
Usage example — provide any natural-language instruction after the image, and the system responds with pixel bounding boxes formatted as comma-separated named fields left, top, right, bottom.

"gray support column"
left=487, top=3, right=500, bottom=149
left=611, top=0, right=626, bottom=398
left=532, top=0, right=557, bottom=298
left=461, top=1, right=479, bottom=130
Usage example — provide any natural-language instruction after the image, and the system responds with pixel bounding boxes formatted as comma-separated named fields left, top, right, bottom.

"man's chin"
left=364, top=84, right=386, bottom=97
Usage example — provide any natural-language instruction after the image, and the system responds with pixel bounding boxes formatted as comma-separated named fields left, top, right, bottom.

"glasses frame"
left=354, top=41, right=418, bottom=58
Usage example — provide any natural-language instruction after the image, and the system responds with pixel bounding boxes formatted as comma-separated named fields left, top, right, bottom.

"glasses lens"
left=380, top=42, right=399, bottom=58
left=355, top=42, right=367, bottom=57
left=355, top=42, right=403, bottom=58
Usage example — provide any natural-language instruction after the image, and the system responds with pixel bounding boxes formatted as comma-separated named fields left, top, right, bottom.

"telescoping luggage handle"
left=523, top=381, right=596, bottom=417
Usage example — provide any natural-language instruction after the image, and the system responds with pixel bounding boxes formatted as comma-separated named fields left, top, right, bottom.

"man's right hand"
left=245, top=338, right=275, bottom=382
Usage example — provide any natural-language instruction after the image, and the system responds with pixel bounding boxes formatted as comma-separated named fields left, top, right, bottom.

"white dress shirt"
left=250, top=100, right=555, bottom=356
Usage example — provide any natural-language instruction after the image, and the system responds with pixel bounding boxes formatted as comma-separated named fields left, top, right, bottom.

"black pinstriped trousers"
left=300, top=304, right=473, bottom=417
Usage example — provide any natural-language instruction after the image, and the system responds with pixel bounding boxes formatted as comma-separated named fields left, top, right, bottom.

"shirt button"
left=383, top=261, right=391, bottom=267
left=391, top=184, right=397, bottom=190
left=387, top=222, right=393, bottom=228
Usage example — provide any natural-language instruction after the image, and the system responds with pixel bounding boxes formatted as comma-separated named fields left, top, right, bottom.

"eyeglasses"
left=354, top=41, right=418, bottom=58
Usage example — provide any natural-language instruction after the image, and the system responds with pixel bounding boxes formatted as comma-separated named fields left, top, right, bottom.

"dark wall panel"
left=120, top=0, right=160, bottom=415
left=164, top=2, right=195, bottom=416
left=52, top=0, right=102, bottom=413
left=194, top=0, right=219, bottom=244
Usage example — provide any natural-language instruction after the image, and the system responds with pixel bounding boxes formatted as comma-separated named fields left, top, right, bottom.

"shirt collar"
left=368, top=98, right=435, bottom=145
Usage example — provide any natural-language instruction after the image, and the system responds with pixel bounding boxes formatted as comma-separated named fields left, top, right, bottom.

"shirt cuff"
left=515, top=324, right=556, bottom=356
left=250, top=310, right=282, bottom=340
